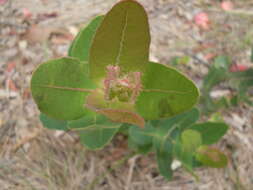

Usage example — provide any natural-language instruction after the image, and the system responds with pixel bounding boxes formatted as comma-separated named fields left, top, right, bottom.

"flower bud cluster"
left=104, top=65, right=142, bottom=102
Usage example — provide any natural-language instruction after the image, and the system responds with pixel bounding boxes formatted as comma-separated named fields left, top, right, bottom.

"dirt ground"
left=1, top=0, right=253, bottom=189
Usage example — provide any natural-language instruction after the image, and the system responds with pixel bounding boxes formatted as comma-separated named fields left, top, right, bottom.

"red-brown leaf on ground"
left=0, top=0, right=7, bottom=5
left=194, top=12, right=210, bottom=30
left=221, top=1, right=234, bottom=11
left=205, top=53, right=217, bottom=61
left=24, top=24, right=53, bottom=43
left=6, top=62, right=16, bottom=73
left=22, top=88, right=31, bottom=99
left=37, top=12, right=58, bottom=21
left=193, top=43, right=215, bottom=53
left=51, top=33, right=74, bottom=45
left=6, top=79, right=18, bottom=91
left=22, top=8, right=32, bottom=19
left=229, top=64, right=249, bottom=72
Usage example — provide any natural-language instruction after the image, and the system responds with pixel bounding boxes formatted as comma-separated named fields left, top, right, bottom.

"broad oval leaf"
left=89, top=0, right=150, bottom=83
left=189, top=122, right=228, bottom=145
left=68, top=15, right=104, bottom=62
left=181, top=129, right=202, bottom=152
left=136, top=62, right=199, bottom=120
left=173, top=130, right=201, bottom=173
left=31, top=57, right=96, bottom=120
left=196, top=146, right=228, bottom=168
left=40, top=113, right=68, bottom=131
left=69, top=113, right=120, bottom=149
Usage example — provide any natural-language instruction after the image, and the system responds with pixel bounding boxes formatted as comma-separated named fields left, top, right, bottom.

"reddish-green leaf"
left=86, top=89, right=145, bottom=127
left=196, top=146, right=228, bottom=168
left=97, top=108, right=145, bottom=128
left=89, top=0, right=150, bottom=84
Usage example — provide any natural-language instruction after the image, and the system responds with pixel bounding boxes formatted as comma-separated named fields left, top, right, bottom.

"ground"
left=0, top=0, right=253, bottom=189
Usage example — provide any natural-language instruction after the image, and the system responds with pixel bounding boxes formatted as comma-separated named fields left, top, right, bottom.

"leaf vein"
left=115, top=10, right=128, bottom=66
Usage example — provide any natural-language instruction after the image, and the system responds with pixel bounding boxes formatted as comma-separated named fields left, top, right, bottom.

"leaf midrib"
left=115, top=9, right=129, bottom=66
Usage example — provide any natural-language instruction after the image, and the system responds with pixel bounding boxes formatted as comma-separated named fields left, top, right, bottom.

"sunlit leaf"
left=181, top=129, right=202, bottom=152
left=68, top=16, right=104, bottom=62
left=136, top=62, right=199, bottom=120
left=31, top=57, right=96, bottom=120
left=89, top=0, right=150, bottom=83
left=173, top=130, right=201, bottom=172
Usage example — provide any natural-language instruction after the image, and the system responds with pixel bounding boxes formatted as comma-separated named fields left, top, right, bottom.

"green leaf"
left=68, top=113, right=120, bottom=149
left=157, top=108, right=200, bottom=132
left=202, top=56, right=231, bottom=94
left=89, top=0, right=150, bottom=83
left=31, top=57, right=96, bottom=120
left=229, top=69, right=253, bottom=101
left=213, top=56, right=231, bottom=70
left=170, top=56, right=190, bottom=66
left=196, top=146, right=228, bottom=168
left=153, top=125, right=174, bottom=180
left=181, top=129, right=202, bottom=152
left=156, top=148, right=173, bottom=180
left=128, top=139, right=153, bottom=154
left=68, top=16, right=104, bottom=62
left=118, top=123, right=131, bottom=135
left=136, top=62, right=199, bottom=120
left=173, top=130, right=201, bottom=172
left=40, top=113, right=68, bottom=131
left=251, top=45, right=253, bottom=63
left=173, top=137, right=193, bottom=171
left=128, top=122, right=154, bottom=154
left=153, top=130, right=173, bottom=180
left=129, top=123, right=154, bottom=146
left=189, top=122, right=228, bottom=145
